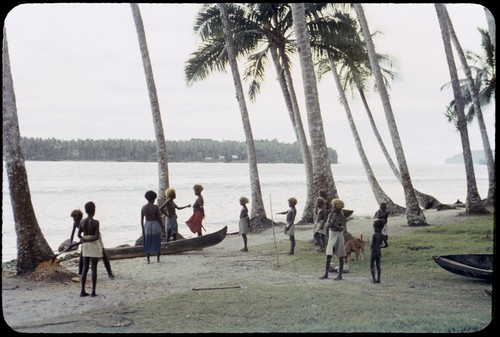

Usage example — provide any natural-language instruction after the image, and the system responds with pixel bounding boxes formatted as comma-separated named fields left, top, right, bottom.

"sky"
left=3, top=3, right=495, bottom=165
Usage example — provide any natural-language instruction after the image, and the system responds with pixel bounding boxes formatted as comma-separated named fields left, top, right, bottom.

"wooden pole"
left=269, top=194, right=280, bottom=268
left=192, top=285, right=242, bottom=291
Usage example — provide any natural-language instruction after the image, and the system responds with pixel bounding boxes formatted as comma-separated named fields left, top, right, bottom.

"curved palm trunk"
left=130, top=3, right=169, bottom=207
left=330, top=58, right=405, bottom=215
left=270, top=45, right=315, bottom=223
left=354, top=3, right=426, bottom=226
left=291, top=3, right=338, bottom=205
left=444, top=8, right=495, bottom=206
left=434, top=4, right=488, bottom=215
left=219, top=3, right=268, bottom=227
left=356, top=84, right=442, bottom=209
left=3, top=28, right=54, bottom=274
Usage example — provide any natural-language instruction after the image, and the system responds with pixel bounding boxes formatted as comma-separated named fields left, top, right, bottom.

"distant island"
left=19, top=137, right=338, bottom=164
left=444, top=150, right=490, bottom=165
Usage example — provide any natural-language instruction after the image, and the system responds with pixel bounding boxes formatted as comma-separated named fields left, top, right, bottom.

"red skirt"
left=186, top=211, right=203, bottom=233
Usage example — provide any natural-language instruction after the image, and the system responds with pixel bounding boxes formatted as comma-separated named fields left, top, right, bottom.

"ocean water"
left=2, top=161, right=488, bottom=262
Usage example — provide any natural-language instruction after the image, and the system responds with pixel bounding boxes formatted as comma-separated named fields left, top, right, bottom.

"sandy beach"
left=1, top=208, right=481, bottom=332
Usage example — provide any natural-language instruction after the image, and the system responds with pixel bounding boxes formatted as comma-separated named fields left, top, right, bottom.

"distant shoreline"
left=17, top=137, right=338, bottom=163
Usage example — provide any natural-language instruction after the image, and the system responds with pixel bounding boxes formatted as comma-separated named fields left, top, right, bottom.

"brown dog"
left=344, top=234, right=365, bottom=263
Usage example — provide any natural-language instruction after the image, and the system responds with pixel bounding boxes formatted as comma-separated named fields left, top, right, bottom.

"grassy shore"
left=5, top=211, right=494, bottom=333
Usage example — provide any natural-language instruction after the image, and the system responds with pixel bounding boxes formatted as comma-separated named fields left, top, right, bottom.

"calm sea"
left=2, top=161, right=488, bottom=263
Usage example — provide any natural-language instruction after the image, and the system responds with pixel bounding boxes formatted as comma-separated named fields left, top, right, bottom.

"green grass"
left=148, top=214, right=494, bottom=333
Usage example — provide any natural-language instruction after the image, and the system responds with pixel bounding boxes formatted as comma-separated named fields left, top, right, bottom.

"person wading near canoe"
left=159, top=188, right=191, bottom=242
left=186, top=184, right=205, bottom=237
left=79, top=201, right=103, bottom=297
left=238, top=196, right=250, bottom=252
left=278, top=197, right=297, bottom=255
left=141, top=190, right=163, bottom=264
left=320, top=198, right=347, bottom=280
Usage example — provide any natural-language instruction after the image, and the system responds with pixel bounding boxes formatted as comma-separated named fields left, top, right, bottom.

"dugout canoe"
left=432, top=254, right=493, bottom=281
left=105, top=226, right=227, bottom=260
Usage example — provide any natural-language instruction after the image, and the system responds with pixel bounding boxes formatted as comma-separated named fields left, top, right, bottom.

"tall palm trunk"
left=355, top=82, right=442, bottom=209
left=270, top=45, right=315, bottom=223
left=434, top=4, right=489, bottom=215
left=130, top=3, right=169, bottom=207
left=353, top=3, right=426, bottom=226
left=291, top=3, right=338, bottom=205
left=219, top=3, right=268, bottom=227
left=330, top=58, right=405, bottom=215
left=3, top=28, right=54, bottom=274
left=443, top=7, right=495, bottom=206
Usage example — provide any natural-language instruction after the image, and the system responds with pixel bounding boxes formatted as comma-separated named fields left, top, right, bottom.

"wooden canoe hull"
left=432, top=254, right=493, bottom=281
left=105, top=226, right=227, bottom=260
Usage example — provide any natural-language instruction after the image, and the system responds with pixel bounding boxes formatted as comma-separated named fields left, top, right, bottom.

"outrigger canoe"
left=105, top=226, right=227, bottom=260
left=432, top=254, right=493, bottom=281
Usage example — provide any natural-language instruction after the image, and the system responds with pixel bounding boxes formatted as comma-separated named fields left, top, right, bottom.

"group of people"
left=68, top=184, right=204, bottom=297
left=238, top=189, right=390, bottom=284
left=70, top=185, right=391, bottom=297
left=315, top=197, right=389, bottom=283
left=237, top=195, right=298, bottom=255
left=141, top=184, right=204, bottom=264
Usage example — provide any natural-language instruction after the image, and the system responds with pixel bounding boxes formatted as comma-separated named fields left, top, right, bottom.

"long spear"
left=269, top=194, right=279, bottom=268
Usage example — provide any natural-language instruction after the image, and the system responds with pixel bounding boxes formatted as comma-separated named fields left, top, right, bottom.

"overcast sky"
left=3, top=3, right=495, bottom=164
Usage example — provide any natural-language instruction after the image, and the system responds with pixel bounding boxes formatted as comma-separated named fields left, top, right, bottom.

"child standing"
left=278, top=197, right=297, bottom=255
left=159, top=188, right=191, bottom=242
left=374, top=202, right=389, bottom=248
left=79, top=201, right=103, bottom=297
left=313, top=197, right=327, bottom=252
left=239, top=196, right=250, bottom=252
left=75, top=208, right=115, bottom=279
left=141, top=190, right=163, bottom=264
left=320, top=199, right=346, bottom=280
left=186, top=184, right=205, bottom=237
left=370, top=219, right=385, bottom=283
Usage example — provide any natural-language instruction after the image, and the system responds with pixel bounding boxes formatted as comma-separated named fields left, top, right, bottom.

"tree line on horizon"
left=18, top=137, right=338, bottom=164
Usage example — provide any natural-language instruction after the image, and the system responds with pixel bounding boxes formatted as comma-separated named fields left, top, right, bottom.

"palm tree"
left=434, top=3, right=489, bottom=215
left=312, top=11, right=405, bottom=215
left=316, top=10, right=442, bottom=210
left=244, top=3, right=316, bottom=223
left=290, top=3, right=338, bottom=208
left=442, top=23, right=495, bottom=206
left=185, top=3, right=318, bottom=223
left=130, top=3, right=169, bottom=207
left=353, top=3, right=427, bottom=226
left=3, top=27, right=55, bottom=274
left=215, top=3, right=269, bottom=227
